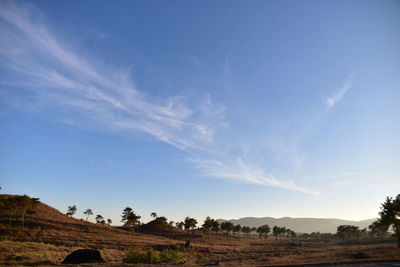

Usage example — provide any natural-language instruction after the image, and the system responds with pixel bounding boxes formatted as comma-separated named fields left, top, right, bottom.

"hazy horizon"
left=1, top=0, right=399, bottom=225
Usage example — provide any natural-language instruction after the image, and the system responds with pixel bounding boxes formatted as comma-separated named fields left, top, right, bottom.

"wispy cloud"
left=0, top=2, right=318, bottom=195
left=324, top=74, right=356, bottom=109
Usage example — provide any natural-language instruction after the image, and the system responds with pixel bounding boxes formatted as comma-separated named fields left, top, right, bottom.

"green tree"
left=377, top=194, right=400, bottom=248
left=121, top=207, right=141, bottom=230
left=257, top=224, right=271, bottom=239
left=83, top=209, right=93, bottom=223
left=66, top=205, right=77, bottom=217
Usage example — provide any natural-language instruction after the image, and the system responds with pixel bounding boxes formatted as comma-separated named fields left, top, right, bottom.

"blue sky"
left=1, top=0, right=399, bottom=225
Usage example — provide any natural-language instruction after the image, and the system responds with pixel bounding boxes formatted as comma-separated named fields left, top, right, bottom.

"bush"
left=123, top=247, right=186, bottom=264
left=160, top=248, right=186, bottom=263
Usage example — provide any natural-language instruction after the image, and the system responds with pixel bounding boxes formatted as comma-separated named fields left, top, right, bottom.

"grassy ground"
left=1, top=237, right=399, bottom=266
left=1, top=196, right=399, bottom=266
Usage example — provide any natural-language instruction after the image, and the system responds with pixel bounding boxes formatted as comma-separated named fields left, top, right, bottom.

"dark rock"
left=352, top=251, right=369, bottom=259
left=62, top=249, right=104, bottom=264
left=184, top=240, right=191, bottom=248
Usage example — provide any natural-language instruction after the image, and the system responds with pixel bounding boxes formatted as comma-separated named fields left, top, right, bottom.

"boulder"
left=352, top=251, right=369, bottom=259
left=62, top=249, right=104, bottom=264
left=184, top=240, right=191, bottom=248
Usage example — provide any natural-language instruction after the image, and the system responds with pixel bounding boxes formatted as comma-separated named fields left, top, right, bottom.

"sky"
left=0, top=0, right=399, bottom=225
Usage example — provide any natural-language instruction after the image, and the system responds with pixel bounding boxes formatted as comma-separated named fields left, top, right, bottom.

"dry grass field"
left=1, top=196, right=399, bottom=266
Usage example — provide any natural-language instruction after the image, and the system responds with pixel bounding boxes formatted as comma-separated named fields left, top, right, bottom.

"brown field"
left=1, top=198, right=399, bottom=266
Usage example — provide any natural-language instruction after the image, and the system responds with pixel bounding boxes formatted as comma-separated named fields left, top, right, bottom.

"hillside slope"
left=0, top=195, right=175, bottom=248
left=218, top=217, right=376, bottom=233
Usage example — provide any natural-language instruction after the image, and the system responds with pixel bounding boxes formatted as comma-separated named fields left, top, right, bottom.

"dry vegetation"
left=1, top=196, right=399, bottom=266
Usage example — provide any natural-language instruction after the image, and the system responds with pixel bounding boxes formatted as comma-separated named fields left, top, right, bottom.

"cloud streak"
left=324, top=74, right=356, bottom=109
left=0, top=1, right=318, bottom=195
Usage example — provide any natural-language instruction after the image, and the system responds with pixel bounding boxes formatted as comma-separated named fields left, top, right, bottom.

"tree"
left=12, top=195, right=39, bottom=230
left=233, top=224, right=242, bottom=238
left=107, top=218, right=112, bottom=226
left=176, top=221, right=185, bottom=230
left=257, top=224, right=271, bottom=239
left=96, top=214, right=105, bottom=225
left=184, top=217, right=197, bottom=232
left=272, top=226, right=287, bottom=239
left=368, top=221, right=388, bottom=238
left=211, top=220, right=220, bottom=238
left=336, top=225, right=360, bottom=240
left=241, top=226, right=252, bottom=237
left=220, top=221, right=234, bottom=237
left=121, top=207, right=141, bottom=230
left=377, top=194, right=400, bottom=248
left=202, top=216, right=214, bottom=237
left=83, top=209, right=93, bottom=223
left=0, top=196, right=16, bottom=227
left=287, top=229, right=297, bottom=239
left=66, top=205, right=77, bottom=217
left=151, top=212, right=157, bottom=219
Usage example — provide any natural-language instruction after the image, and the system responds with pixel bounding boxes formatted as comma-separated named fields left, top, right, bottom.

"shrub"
left=123, top=247, right=186, bottom=264
left=160, top=248, right=186, bottom=263
left=123, top=247, right=146, bottom=264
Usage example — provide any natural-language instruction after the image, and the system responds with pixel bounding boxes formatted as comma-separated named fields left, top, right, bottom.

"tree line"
left=1, top=192, right=399, bottom=247
left=0, top=195, right=39, bottom=230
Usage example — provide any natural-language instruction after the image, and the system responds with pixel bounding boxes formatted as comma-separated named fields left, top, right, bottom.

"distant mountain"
left=217, top=217, right=376, bottom=233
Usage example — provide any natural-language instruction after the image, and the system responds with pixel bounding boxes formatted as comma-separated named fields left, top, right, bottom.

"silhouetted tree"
left=211, top=220, right=220, bottom=238
left=176, top=221, right=185, bottom=229
left=202, top=216, right=214, bottom=237
left=220, top=221, right=234, bottom=237
left=121, top=207, right=141, bottom=231
left=66, top=205, right=77, bottom=217
left=233, top=224, right=242, bottom=238
left=151, top=212, right=157, bottom=219
left=95, top=214, right=105, bottom=224
left=257, top=224, right=271, bottom=239
left=377, top=194, right=400, bottom=248
left=107, top=218, right=112, bottom=226
left=83, top=209, right=93, bottom=223
left=287, top=229, right=297, bottom=239
left=272, top=226, right=287, bottom=239
left=184, top=217, right=197, bottom=233
left=337, top=225, right=360, bottom=240
left=169, top=220, right=174, bottom=226
left=241, top=226, right=252, bottom=237
left=368, top=221, right=388, bottom=238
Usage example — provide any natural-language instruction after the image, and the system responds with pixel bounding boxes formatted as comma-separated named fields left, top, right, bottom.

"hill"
left=218, top=216, right=376, bottom=233
left=0, top=194, right=177, bottom=248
